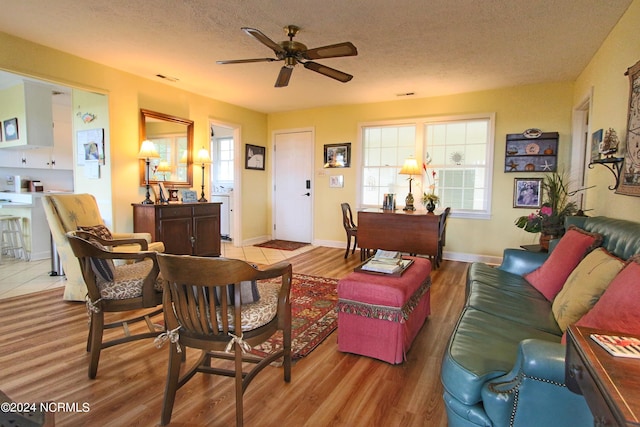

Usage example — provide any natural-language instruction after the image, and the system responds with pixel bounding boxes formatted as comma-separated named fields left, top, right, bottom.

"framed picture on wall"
left=324, top=143, right=351, bottom=168
left=513, top=178, right=543, bottom=208
left=3, top=118, right=18, bottom=141
left=618, top=59, right=640, bottom=196
left=245, top=144, right=265, bottom=170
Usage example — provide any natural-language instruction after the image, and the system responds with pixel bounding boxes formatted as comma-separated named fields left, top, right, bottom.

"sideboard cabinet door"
left=132, top=203, right=221, bottom=256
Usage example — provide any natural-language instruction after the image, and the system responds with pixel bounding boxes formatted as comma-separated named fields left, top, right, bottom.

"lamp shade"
left=156, top=160, right=172, bottom=173
left=138, top=140, right=160, bottom=159
left=399, top=157, right=421, bottom=175
left=195, top=147, right=211, bottom=164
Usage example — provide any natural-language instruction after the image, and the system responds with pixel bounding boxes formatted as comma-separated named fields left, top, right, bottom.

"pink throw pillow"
left=575, top=255, right=640, bottom=335
left=524, top=226, right=602, bottom=301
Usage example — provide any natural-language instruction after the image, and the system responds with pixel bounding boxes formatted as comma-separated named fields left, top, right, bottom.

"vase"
left=425, top=200, right=436, bottom=213
left=539, top=232, right=555, bottom=251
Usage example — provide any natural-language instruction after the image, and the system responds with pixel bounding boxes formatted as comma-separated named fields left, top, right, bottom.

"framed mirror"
left=139, top=109, right=194, bottom=187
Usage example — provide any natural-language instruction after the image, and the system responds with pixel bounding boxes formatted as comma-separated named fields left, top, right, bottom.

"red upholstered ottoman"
left=336, top=257, right=432, bottom=364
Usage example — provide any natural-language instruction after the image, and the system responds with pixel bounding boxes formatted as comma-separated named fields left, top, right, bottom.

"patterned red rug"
left=254, top=240, right=310, bottom=251
left=251, top=273, right=338, bottom=360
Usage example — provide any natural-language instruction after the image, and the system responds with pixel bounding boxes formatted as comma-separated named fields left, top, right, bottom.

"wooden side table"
left=565, top=325, right=640, bottom=426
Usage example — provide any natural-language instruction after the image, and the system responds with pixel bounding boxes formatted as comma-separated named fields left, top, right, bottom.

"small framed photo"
left=329, top=175, right=344, bottom=188
left=245, top=144, right=265, bottom=170
left=324, top=143, right=351, bottom=168
left=3, top=118, right=19, bottom=141
left=514, top=178, right=543, bottom=208
left=182, top=189, right=198, bottom=203
left=591, top=129, right=603, bottom=162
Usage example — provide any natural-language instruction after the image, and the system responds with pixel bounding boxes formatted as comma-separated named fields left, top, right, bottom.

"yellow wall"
left=2, top=0, right=638, bottom=257
left=0, top=31, right=269, bottom=241
left=574, top=0, right=640, bottom=220
left=269, top=82, right=575, bottom=258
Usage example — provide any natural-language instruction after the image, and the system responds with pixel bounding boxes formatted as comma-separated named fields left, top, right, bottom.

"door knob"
left=302, top=192, right=310, bottom=196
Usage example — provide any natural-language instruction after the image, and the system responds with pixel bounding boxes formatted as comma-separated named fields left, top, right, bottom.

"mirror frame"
left=139, top=109, right=194, bottom=188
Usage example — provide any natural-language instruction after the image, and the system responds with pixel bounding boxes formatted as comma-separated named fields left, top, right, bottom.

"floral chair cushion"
left=96, top=259, right=162, bottom=300
left=214, top=280, right=279, bottom=331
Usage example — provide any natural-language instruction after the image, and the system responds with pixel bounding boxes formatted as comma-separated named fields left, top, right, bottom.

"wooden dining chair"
left=436, top=207, right=451, bottom=268
left=155, top=253, right=293, bottom=427
left=341, top=202, right=358, bottom=258
left=66, top=231, right=164, bottom=379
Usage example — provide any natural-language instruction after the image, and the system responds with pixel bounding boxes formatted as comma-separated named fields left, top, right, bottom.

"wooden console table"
left=132, top=202, right=221, bottom=256
left=565, top=325, right=640, bottom=426
left=357, top=209, right=442, bottom=261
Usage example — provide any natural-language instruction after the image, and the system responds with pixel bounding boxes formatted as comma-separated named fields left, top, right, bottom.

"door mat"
left=254, top=240, right=309, bottom=251
left=251, top=273, right=338, bottom=360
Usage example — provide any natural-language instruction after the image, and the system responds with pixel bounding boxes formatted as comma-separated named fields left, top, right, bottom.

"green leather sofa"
left=441, top=216, right=640, bottom=427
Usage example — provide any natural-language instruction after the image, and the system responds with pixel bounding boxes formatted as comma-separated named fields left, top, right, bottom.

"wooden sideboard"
left=357, top=209, right=442, bottom=259
left=565, top=325, right=640, bottom=426
left=132, top=203, right=221, bottom=256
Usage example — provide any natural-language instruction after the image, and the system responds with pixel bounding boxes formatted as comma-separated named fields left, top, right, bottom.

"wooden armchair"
left=155, top=253, right=293, bottom=426
left=43, top=193, right=165, bottom=301
left=67, top=231, right=164, bottom=379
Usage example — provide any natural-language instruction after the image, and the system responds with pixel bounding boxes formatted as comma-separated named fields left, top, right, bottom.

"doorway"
left=209, top=121, right=241, bottom=244
left=273, top=130, right=314, bottom=243
left=571, top=90, right=593, bottom=212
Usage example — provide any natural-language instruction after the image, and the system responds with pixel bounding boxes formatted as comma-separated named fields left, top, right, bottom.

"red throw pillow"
left=524, top=226, right=602, bottom=301
left=575, top=255, right=640, bottom=335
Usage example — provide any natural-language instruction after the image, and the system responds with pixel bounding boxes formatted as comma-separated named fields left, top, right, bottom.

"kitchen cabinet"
left=132, top=202, right=221, bottom=256
left=0, top=81, right=54, bottom=150
left=504, top=131, right=559, bottom=172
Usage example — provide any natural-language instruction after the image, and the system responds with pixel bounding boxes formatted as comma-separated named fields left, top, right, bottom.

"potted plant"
left=422, top=192, right=439, bottom=213
left=515, top=171, right=583, bottom=249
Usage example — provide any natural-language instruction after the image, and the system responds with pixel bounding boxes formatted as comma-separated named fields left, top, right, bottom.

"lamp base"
left=198, top=197, right=208, bottom=203
left=403, top=192, right=415, bottom=211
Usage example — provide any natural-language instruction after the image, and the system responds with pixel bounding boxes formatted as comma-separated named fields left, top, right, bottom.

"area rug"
left=254, top=240, right=309, bottom=251
left=251, top=273, right=338, bottom=360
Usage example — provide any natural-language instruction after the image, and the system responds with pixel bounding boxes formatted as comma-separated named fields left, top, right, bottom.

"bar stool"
left=0, top=215, right=29, bottom=262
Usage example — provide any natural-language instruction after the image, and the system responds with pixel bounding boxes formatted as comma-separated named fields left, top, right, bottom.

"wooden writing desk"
left=565, top=325, right=640, bottom=426
left=357, top=209, right=442, bottom=260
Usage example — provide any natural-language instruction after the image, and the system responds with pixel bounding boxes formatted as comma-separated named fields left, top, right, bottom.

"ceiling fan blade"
left=303, top=61, right=353, bottom=83
left=275, top=66, right=293, bottom=87
left=304, top=42, right=358, bottom=60
left=242, top=27, right=286, bottom=55
left=216, top=58, right=277, bottom=64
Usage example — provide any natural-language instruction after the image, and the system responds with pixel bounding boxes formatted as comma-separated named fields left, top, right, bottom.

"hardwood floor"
left=0, top=247, right=468, bottom=426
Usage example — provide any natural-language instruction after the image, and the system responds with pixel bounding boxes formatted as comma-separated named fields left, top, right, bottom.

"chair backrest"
left=157, top=254, right=285, bottom=342
left=42, top=194, right=105, bottom=301
left=341, top=203, right=356, bottom=230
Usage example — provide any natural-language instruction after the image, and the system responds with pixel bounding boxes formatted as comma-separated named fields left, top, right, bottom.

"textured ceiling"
left=0, top=0, right=633, bottom=113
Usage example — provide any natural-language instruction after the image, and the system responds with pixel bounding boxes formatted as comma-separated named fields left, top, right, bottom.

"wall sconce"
left=195, top=147, right=211, bottom=202
left=398, top=157, right=422, bottom=211
left=138, top=140, right=160, bottom=204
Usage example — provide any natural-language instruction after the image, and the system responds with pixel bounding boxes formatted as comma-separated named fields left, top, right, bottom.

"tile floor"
left=0, top=241, right=315, bottom=299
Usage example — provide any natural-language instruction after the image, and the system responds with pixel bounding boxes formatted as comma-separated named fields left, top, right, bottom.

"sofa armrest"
left=481, top=339, right=592, bottom=427
left=497, top=248, right=548, bottom=276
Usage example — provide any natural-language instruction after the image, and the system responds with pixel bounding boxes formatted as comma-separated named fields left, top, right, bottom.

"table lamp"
left=156, top=160, right=171, bottom=181
left=138, top=140, right=160, bottom=204
left=195, top=147, right=211, bottom=202
left=399, top=157, right=422, bottom=211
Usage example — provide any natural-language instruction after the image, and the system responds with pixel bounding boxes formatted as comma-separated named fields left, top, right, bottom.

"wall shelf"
left=588, top=157, right=624, bottom=191
left=504, top=132, right=559, bottom=173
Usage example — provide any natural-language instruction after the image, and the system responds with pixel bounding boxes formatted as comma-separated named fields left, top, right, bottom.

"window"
left=359, top=114, right=494, bottom=218
left=215, top=137, right=234, bottom=185
left=361, top=124, right=416, bottom=207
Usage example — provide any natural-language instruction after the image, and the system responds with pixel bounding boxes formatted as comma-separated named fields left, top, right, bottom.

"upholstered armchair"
left=43, top=193, right=164, bottom=301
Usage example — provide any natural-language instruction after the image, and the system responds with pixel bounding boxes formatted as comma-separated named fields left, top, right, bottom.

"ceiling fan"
left=217, top=25, right=358, bottom=88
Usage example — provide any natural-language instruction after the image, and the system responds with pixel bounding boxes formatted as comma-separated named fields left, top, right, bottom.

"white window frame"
left=358, top=113, right=494, bottom=219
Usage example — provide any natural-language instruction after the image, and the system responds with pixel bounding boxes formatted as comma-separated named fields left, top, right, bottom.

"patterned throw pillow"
left=524, top=226, right=603, bottom=301
left=86, top=240, right=115, bottom=282
left=576, top=254, right=640, bottom=335
left=78, top=224, right=113, bottom=241
left=552, top=248, right=625, bottom=332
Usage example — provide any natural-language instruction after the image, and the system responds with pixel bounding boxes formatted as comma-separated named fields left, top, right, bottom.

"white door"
left=273, top=130, right=313, bottom=242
